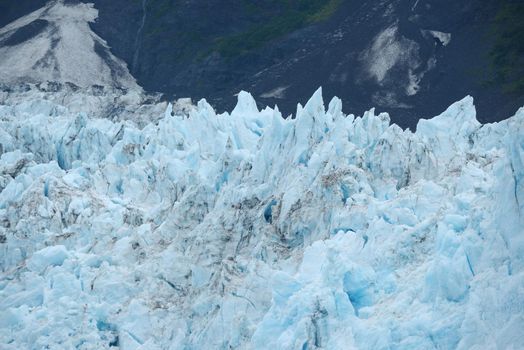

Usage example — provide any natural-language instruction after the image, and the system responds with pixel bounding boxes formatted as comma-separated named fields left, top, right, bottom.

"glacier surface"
left=0, top=88, right=523, bottom=349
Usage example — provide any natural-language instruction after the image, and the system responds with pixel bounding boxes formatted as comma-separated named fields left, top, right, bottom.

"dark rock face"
left=1, top=19, right=49, bottom=47
left=0, top=0, right=48, bottom=25
left=2, top=0, right=523, bottom=129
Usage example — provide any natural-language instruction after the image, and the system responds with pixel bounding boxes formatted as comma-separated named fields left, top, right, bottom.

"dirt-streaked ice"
left=0, top=88, right=523, bottom=349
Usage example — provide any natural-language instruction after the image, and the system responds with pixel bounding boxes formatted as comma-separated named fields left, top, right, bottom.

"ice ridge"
left=0, top=88, right=523, bottom=349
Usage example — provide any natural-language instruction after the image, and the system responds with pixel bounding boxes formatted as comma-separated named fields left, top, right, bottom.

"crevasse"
left=0, top=88, right=523, bottom=349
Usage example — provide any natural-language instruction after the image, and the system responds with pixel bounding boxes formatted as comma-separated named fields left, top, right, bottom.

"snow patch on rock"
left=0, top=0, right=139, bottom=90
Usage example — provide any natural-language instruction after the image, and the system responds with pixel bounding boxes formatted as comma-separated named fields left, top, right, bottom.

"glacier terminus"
left=0, top=86, right=523, bottom=349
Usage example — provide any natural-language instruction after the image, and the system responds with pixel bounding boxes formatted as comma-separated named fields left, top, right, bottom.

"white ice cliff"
left=0, top=88, right=523, bottom=349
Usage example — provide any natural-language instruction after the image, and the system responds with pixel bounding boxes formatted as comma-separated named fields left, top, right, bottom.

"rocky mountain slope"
left=0, top=1, right=171, bottom=126
left=0, top=0, right=138, bottom=90
left=1, top=0, right=523, bottom=129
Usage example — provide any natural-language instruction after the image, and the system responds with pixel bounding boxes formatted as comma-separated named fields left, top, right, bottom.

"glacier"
left=0, top=88, right=523, bottom=349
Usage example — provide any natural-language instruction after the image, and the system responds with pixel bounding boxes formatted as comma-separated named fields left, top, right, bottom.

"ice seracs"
left=0, top=88, right=523, bottom=349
